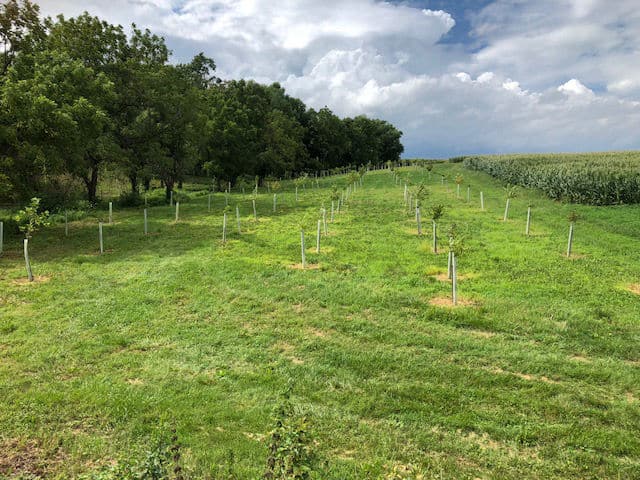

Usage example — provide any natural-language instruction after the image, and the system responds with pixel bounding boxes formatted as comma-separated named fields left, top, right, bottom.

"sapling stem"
left=331, top=201, right=334, bottom=222
left=467, top=186, right=470, bottom=202
left=295, top=186, right=299, bottom=202
left=503, top=198, right=510, bottom=221
left=300, top=230, right=306, bottom=269
left=24, top=238, right=33, bottom=282
left=170, top=190, right=173, bottom=207
left=526, top=207, right=531, bottom=236
left=236, top=205, right=241, bottom=234
left=208, top=194, right=212, bottom=212
left=480, top=191, right=485, bottom=210
left=447, top=251, right=452, bottom=279
left=273, top=194, right=277, bottom=213
left=108, top=202, right=113, bottom=224
left=0, top=221, right=3, bottom=255
left=64, top=211, right=68, bottom=236
left=316, top=220, right=321, bottom=253
left=416, top=207, right=422, bottom=235
left=175, top=202, right=180, bottom=222
left=99, top=222, right=104, bottom=254
left=457, top=184, right=460, bottom=198
left=144, top=208, right=148, bottom=235
left=253, top=199, right=257, bottom=220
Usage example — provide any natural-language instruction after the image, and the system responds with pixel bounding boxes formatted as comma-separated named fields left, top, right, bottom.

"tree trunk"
left=83, top=167, right=99, bottom=203
left=165, top=180, right=174, bottom=202
left=129, top=173, right=139, bottom=194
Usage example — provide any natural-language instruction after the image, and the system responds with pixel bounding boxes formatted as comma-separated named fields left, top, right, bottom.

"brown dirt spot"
left=461, top=430, right=501, bottom=450
left=306, top=327, right=331, bottom=338
left=0, top=438, right=67, bottom=477
left=274, top=341, right=304, bottom=365
left=625, top=392, right=638, bottom=403
left=490, top=367, right=560, bottom=384
left=335, top=449, right=356, bottom=460
left=433, top=272, right=475, bottom=282
left=243, top=432, right=266, bottom=442
left=292, top=303, right=304, bottom=313
left=12, top=275, right=51, bottom=285
left=289, top=263, right=320, bottom=270
left=465, top=329, right=495, bottom=339
left=429, top=296, right=475, bottom=308
left=626, top=284, right=640, bottom=295
left=569, top=355, right=591, bottom=363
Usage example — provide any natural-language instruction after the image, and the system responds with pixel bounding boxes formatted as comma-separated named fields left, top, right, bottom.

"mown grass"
left=1, top=164, right=639, bottom=478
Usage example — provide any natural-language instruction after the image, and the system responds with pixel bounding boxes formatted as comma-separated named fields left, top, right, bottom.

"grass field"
left=1, top=164, right=639, bottom=478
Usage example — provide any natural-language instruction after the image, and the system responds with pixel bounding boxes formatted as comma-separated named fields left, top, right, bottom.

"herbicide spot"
left=461, top=430, right=501, bottom=450
left=564, top=253, right=587, bottom=260
left=335, top=449, right=356, bottom=460
left=306, top=327, right=330, bottom=338
left=243, top=432, right=266, bottom=442
left=465, top=329, right=495, bottom=339
left=433, top=272, right=475, bottom=282
left=625, top=392, right=638, bottom=403
left=489, top=367, right=560, bottom=384
left=292, top=303, right=304, bottom=313
left=126, top=378, right=144, bottom=385
left=626, top=284, right=640, bottom=295
left=569, top=355, right=592, bottom=363
left=0, top=438, right=67, bottom=478
left=429, top=296, right=475, bottom=308
left=12, top=275, right=51, bottom=285
left=289, top=263, right=320, bottom=270
left=274, top=341, right=304, bottom=365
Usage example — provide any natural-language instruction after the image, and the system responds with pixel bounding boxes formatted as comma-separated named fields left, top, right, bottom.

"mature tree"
left=2, top=50, right=115, bottom=202
left=115, top=26, right=170, bottom=193
left=258, top=109, right=307, bottom=176
left=0, top=0, right=44, bottom=76
left=147, top=63, right=202, bottom=200
left=305, top=107, right=349, bottom=170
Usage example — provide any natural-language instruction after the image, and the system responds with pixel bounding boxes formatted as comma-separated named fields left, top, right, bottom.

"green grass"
left=1, top=165, right=639, bottom=478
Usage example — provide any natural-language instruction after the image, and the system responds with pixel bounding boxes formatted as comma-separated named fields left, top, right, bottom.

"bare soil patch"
left=12, top=275, right=51, bottom=285
left=289, top=263, right=320, bottom=270
left=626, top=284, right=640, bottom=295
left=0, top=438, right=67, bottom=478
left=429, top=296, right=475, bottom=308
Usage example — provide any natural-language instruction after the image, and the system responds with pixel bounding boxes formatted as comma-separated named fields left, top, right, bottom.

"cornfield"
left=463, top=152, right=640, bottom=205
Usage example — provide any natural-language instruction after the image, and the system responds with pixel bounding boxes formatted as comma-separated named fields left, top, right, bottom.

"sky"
left=36, top=0, right=640, bottom=158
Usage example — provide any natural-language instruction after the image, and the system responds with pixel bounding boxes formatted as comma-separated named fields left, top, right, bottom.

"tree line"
left=0, top=0, right=404, bottom=207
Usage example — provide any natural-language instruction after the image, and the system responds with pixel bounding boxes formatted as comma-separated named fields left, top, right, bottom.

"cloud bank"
left=37, top=0, right=640, bottom=157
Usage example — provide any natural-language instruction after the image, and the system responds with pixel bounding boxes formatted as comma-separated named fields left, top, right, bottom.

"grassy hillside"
left=1, top=165, right=639, bottom=478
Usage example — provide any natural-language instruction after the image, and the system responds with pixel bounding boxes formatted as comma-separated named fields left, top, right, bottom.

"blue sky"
left=38, top=0, right=640, bottom=158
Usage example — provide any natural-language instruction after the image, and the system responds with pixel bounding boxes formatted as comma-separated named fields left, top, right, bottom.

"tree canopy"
left=0, top=1, right=404, bottom=207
